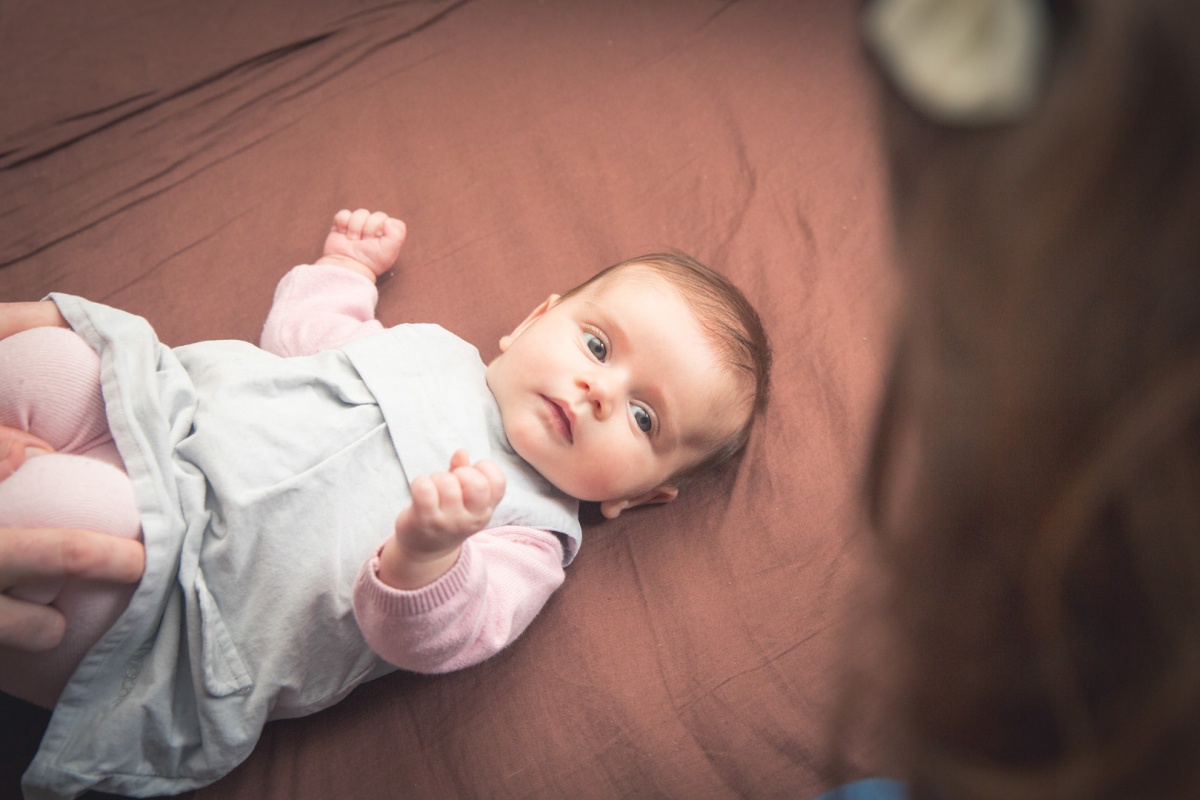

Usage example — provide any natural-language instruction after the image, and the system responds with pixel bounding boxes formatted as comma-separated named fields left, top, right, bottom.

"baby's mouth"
left=544, top=396, right=574, bottom=443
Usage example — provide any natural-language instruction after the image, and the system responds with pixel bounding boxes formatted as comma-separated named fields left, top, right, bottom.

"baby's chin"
left=501, top=418, right=625, bottom=502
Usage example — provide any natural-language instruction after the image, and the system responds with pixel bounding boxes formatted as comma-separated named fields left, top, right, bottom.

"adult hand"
left=0, top=527, right=145, bottom=651
left=1, top=429, right=52, bottom=480
left=0, top=300, right=68, bottom=341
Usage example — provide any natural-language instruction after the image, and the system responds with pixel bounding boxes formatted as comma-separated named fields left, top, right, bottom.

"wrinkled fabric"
left=1, top=1, right=898, bottom=797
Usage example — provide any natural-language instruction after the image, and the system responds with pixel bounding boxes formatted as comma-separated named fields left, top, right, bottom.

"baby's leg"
left=0, top=326, right=112, bottom=454
left=0, top=327, right=142, bottom=707
left=0, top=448, right=141, bottom=708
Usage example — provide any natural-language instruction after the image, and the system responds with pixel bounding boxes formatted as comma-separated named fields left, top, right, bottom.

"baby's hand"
left=318, top=208, right=407, bottom=281
left=379, top=451, right=506, bottom=589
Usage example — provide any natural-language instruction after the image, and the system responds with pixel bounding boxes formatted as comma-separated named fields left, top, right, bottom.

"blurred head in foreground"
left=860, top=0, right=1200, bottom=797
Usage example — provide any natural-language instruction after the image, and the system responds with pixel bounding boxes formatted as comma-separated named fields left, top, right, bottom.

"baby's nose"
left=580, top=373, right=616, bottom=418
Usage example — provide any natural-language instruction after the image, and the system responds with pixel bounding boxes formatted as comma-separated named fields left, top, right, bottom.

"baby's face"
left=487, top=267, right=744, bottom=518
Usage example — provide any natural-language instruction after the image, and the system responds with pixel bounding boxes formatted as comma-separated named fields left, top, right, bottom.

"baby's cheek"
left=577, top=459, right=642, bottom=504
left=504, top=418, right=540, bottom=462
left=532, top=457, right=610, bottom=504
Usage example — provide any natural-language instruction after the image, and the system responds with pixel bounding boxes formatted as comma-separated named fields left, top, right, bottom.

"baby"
left=0, top=208, right=770, bottom=799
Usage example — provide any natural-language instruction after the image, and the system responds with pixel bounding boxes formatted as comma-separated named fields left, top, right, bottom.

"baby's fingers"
left=427, top=470, right=465, bottom=512
left=361, top=211, right=391, bottom=238
left=346, top=208, right=372, bottom=239
left=453, top=465, right=495, bottom=516
left=407, top=474, right=443, bottom=520
left=472, top=459, right=507, bottom=504
left=448, top=449, right=471, bottom=472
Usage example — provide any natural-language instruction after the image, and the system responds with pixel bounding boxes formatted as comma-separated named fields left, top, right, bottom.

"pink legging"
left=0, top=326, right=142, bottom=708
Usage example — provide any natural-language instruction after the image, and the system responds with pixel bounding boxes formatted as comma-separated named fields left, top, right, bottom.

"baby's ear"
left=599, top=485, right=679, bottom=519
left=499, top=294, right=560, bottom=351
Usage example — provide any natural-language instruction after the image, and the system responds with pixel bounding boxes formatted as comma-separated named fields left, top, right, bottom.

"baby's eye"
left=631, top=404, right=653, bottom=434
left=584, top=333, right=607, bottom=361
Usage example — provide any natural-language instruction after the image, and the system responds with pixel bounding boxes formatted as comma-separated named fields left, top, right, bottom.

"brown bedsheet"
left=0, top=1, right=894, bottom=797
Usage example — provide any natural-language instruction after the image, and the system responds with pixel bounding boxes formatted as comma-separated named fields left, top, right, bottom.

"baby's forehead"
left=582, top=262, right=677, bottom=294
left=579, top=267, right=706, bottom=341
left=580, top=265, right=704, bottom=323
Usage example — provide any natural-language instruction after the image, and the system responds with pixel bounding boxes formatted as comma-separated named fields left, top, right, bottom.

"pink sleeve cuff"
left=355, top=542, right=478, bottom=617
left=352, top=527, right=566, bottom=674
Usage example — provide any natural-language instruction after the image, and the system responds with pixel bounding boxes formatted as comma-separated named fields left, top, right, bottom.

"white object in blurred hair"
left=863, top=0, right=1050, bottom=125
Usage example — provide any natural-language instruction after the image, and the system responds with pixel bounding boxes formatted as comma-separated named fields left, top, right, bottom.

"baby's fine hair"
left=563, top=251, right=772, bottom=482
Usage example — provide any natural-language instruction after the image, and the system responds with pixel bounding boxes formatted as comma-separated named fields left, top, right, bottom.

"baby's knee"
left=0, top=327, right=108, bottom=451
left=0, top=453, right=140, bottom=540
left=0, top=451, right=140, bottom=709
left=0, top=324, right=98, bottom=375
left=0, top=453, right=140, bottom=606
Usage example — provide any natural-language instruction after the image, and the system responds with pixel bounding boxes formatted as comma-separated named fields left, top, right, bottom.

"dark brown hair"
left=564, top=251, right=772, bottom=483
left=861, top=0, right=1200, bottom=797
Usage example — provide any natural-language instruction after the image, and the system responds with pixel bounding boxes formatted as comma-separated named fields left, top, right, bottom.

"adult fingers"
left=0, top=527, right=144, bottom=588
left=0, top=425, right=53, bottom=452
left=1, top=428, right=54, bottom=480
left=0, top=595, right=66, bottom=651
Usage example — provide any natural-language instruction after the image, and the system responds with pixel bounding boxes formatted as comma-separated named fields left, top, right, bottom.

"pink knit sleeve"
left=259, top=264, right=386, bottom=356
left=353, top=526, right=566, bottom=674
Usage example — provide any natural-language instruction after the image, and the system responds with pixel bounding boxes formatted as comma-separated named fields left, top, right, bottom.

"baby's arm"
left=260, top=209, right=406, bottom=357
left=353, top=526, right=565, bottom=673
left=354, top=450, right=567, bottom=672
